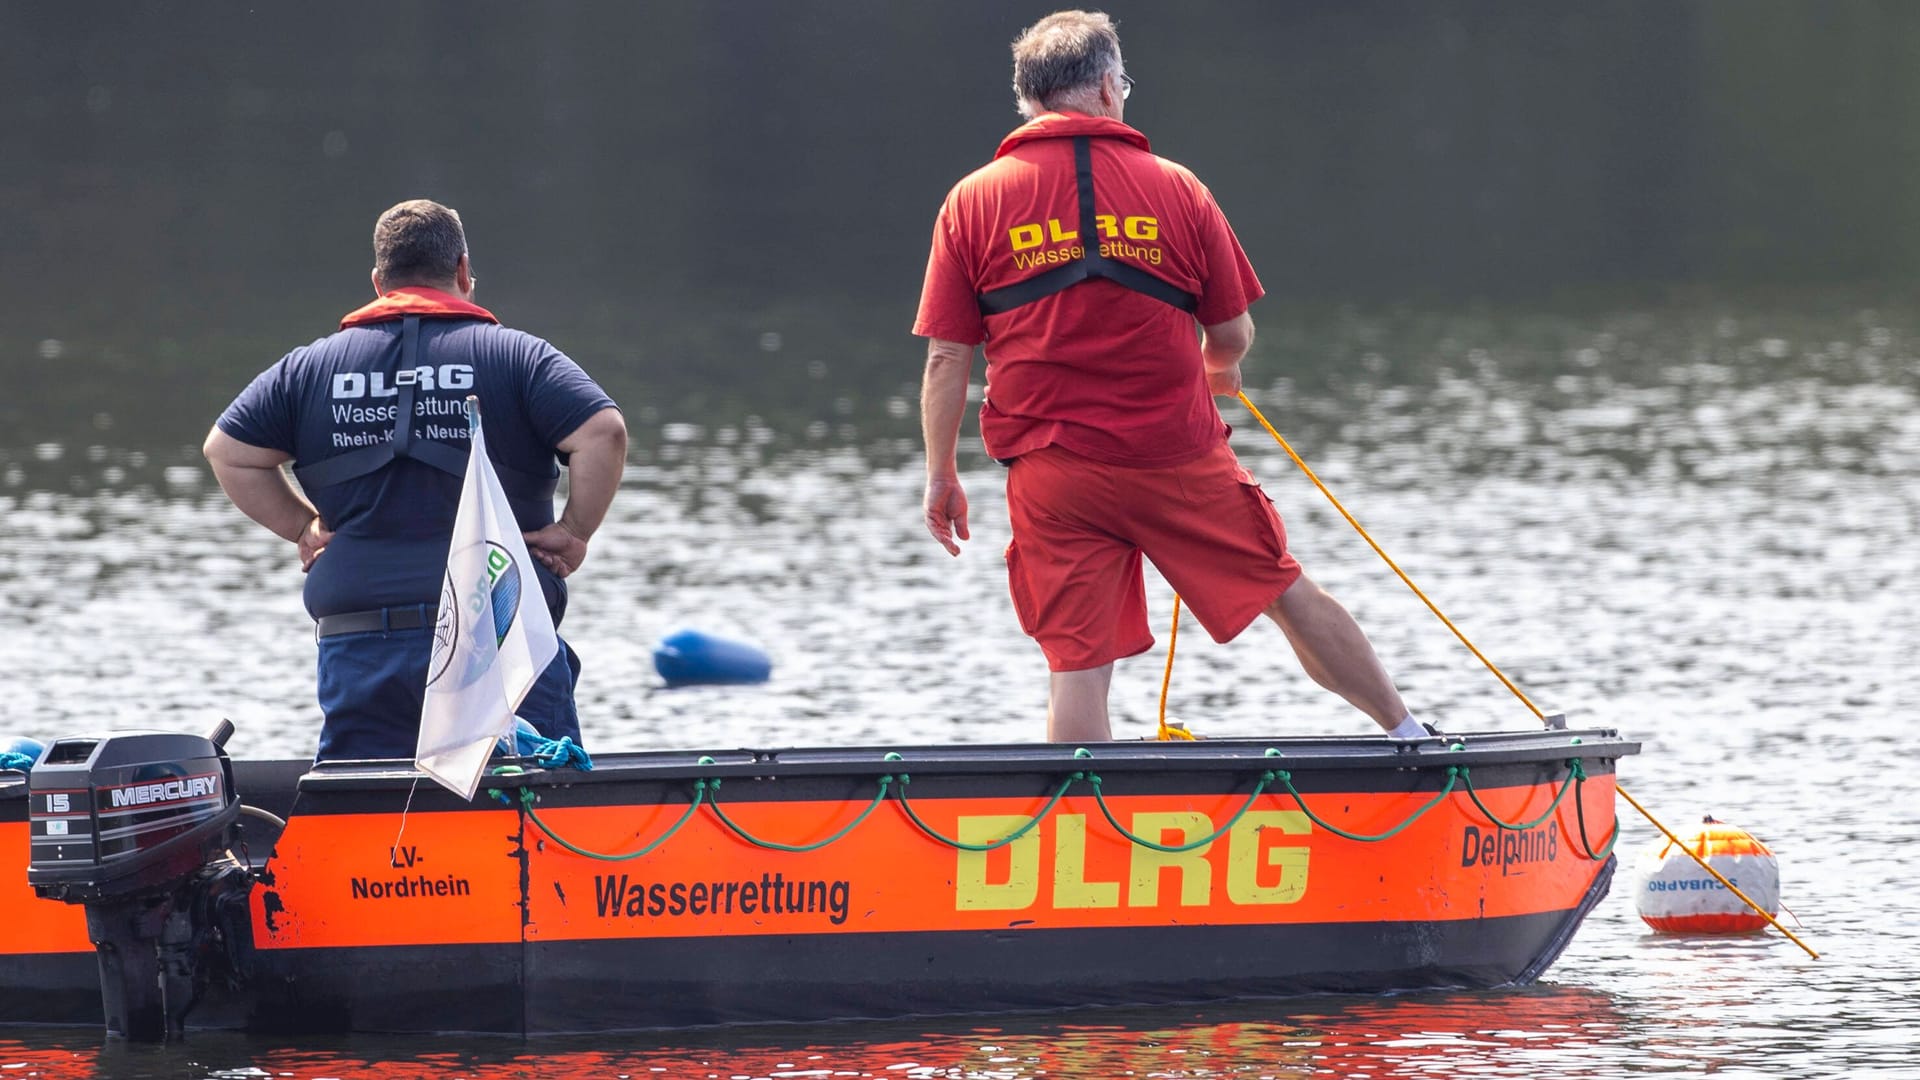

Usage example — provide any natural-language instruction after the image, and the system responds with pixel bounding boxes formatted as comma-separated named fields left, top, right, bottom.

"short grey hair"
left=1011, top=10, right=1122, bottom=119
left=373, top=199, right=467, bottom=287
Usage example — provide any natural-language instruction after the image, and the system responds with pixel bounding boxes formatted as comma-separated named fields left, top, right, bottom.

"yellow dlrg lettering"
left=1012, top=214, right=1156, bottom=249
left=952, top=807, right=1315, bottom=914
left=1052, top=813, right=1119, bottom=908
left=954, top=816, right=1040, bottom=910
left=1226, top=811, right=1311, bottom=904
left=1126, top=812, right=1214, bottom=907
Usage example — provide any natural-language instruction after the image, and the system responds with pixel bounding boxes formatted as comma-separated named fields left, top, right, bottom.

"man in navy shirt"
left=205, top=199, right=627, bottom=761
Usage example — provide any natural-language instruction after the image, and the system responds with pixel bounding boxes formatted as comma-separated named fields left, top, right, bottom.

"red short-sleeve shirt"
left=913, top=113, right=1264, bottom=468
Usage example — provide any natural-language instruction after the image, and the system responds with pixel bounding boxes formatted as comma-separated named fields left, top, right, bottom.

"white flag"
left=415, top=400, right=559, bottom=800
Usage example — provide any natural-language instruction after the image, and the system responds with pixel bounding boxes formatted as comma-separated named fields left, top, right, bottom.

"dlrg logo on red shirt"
left=1008, top=215, right=1164, bottom=269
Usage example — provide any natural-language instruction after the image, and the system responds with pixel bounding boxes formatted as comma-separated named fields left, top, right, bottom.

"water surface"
left=1, top=299, right=1915, bottom=1076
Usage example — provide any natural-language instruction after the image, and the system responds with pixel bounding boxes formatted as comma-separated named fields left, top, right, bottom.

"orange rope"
left=1149, top=391, right=1819, bottom=956
left=1234, top=390, right=1545, bottom=720
left=1155, top=596, right=1194, bottom=740
left=1616, top=786, right=1819, bottom=959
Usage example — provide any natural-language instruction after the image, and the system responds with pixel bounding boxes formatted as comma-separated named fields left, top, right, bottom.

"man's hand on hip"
left=524, top=521, right=589, bottom=578
left=298, top=515, right=333, bottom=572
left=924, top=475, right=971, bottom=556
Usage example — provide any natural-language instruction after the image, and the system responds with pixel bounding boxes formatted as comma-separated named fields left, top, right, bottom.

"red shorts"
left=1003, top=441, right=1302, bottom=671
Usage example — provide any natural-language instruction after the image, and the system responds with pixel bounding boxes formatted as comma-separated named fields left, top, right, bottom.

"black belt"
left=315, top=605, right=437, bottom=640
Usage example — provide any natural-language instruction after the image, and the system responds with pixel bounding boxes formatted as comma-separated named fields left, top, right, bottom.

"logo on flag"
left=427, top=542, right=524, bottom=688
left=416, top=399, right=559, bottom=800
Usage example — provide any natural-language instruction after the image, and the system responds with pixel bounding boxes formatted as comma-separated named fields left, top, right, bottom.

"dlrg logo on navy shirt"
left=331, top=365, right=476, bottom=398
left=328, top=366, right=477, bottom=446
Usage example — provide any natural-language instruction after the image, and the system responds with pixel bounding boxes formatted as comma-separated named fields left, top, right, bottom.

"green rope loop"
left=518, top=783, right=706, bottom=862
left=1569, top=759, right=1620, bottom=859
left=705, top=775, right=894, bottom=852
left=894, top=772, right=1079, bottom=851
left=498, top=750, right=1619, bottom=864
left=1270, top=766, right=1460, bottom=842
left=1084, top=771, right=1274, bottom=853
left=1458, top=763, right=1575, bottom=831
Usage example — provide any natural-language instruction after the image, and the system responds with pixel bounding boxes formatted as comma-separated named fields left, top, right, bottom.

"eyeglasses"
left=1117, top=72, right=1135, bottom=100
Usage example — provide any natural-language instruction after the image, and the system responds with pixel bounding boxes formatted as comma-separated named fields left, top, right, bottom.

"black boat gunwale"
left=291, top=727, right=1637, bottom=790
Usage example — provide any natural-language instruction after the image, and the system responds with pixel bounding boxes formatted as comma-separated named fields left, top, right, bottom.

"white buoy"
left=1632, top=816, right=1780, bottom=934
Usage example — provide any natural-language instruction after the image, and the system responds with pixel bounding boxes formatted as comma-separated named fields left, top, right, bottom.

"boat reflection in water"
left=0, top=986, right=1629, bottom=1078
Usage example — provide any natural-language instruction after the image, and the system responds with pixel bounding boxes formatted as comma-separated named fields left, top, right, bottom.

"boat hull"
left=3, top=729, right=1634, bottom=1034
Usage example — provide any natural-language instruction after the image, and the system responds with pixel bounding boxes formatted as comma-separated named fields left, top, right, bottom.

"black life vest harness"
left=976, top=136, right=1201, bottom=317
left=291, top=315, right=559, bottom=502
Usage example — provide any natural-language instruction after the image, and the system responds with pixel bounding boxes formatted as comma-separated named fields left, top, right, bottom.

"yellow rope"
left=1614, top=786, right=1819, bottom=958
left=1234, top=391, right=1546, bottom=720
left=1150, top=391, right=1819, bottom=956
left=1155, top=596, right=1195, bottom=740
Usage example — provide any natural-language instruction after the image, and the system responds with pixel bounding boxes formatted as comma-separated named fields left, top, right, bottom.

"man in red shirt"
left=915, top=10, right=1425, bottom=743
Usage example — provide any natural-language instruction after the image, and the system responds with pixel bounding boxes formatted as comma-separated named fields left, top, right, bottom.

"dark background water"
left=6, top=0, right=1920, bottom=454
left=2, top=2, right=1918, bottom=1076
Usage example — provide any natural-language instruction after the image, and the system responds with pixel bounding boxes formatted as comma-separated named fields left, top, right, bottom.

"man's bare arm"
left=920, top=337, right=976, bottom=556
left=203, top=427, right=332, bottom=569
left=524, top=406, right=628, bottom=578
left=1201, top=311, right=1255, bottom=397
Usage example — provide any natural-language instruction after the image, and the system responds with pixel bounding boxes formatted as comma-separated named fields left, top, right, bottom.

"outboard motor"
left=27, top=720, right=255, bottom=1041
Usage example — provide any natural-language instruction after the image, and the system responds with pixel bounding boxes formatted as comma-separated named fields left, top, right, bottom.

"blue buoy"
left=1, top=735, right=46, bottom=771
left=653, top=627, right=773, bottom=687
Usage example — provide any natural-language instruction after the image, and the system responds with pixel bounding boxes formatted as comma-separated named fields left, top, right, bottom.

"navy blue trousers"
left=314, top=626, right=582, bottom=762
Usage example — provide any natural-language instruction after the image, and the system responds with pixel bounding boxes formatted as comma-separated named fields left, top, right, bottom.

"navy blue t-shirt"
left=216, top=316, right=617, bottom=620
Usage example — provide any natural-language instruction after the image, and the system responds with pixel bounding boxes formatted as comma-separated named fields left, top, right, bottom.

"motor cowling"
left=26, top=721, right=253, bottom=1040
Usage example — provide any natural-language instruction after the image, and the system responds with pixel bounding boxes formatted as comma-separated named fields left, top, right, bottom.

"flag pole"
left=415, top=388, right=557, bottom=800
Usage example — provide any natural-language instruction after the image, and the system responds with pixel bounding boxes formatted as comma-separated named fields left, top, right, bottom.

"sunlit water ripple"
left=1, top=309, right=1915, bottom=1076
